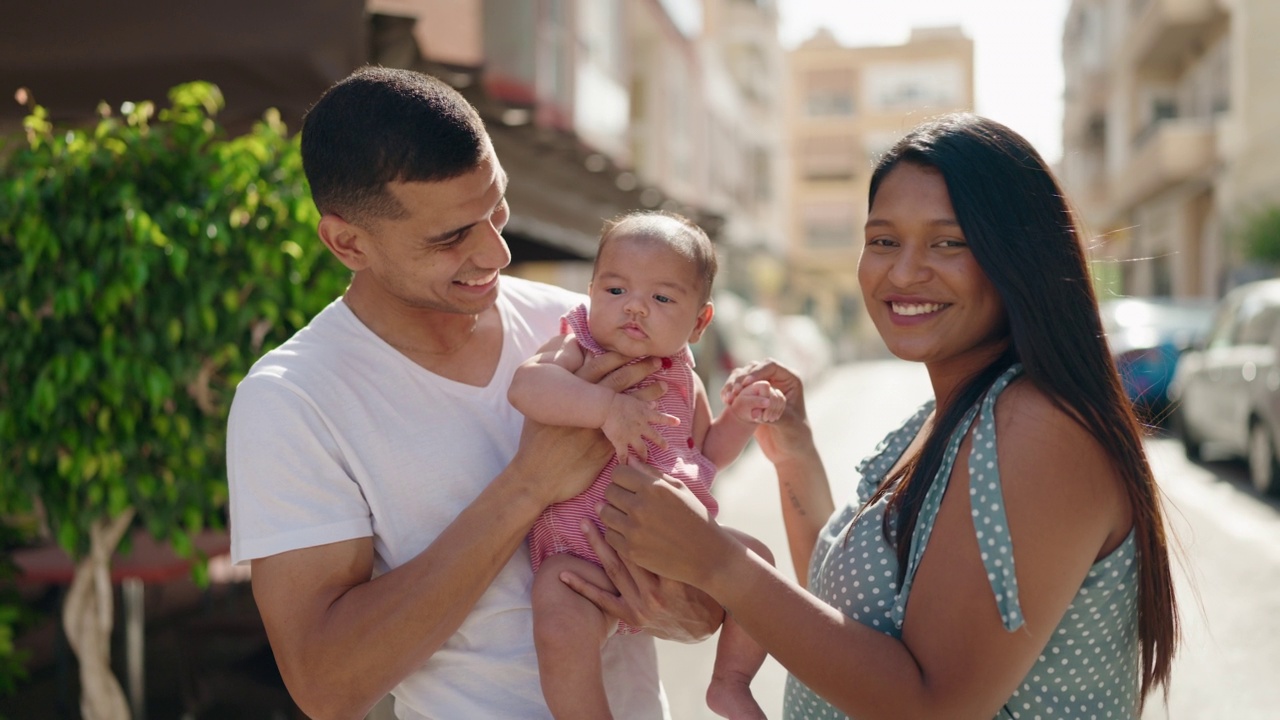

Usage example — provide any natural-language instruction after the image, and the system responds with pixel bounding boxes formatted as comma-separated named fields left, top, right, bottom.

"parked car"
left=1168, top=279, right=1280, bottom=496
left=1099, top=296, right=1215, bottom=420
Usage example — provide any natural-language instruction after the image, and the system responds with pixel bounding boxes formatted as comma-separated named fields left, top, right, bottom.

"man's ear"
left=688, top=302, right=715, bottom=343
left=317, top=214, right=371, bottom=271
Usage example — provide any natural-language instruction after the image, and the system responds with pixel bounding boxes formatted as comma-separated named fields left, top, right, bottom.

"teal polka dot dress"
left=783, top=365, right=1141, bottom=719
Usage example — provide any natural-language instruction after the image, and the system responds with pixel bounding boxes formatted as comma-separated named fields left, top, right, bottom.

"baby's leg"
left=706, top=530, right=773, bottom=720
left=533, top=553, right=619, bottom=720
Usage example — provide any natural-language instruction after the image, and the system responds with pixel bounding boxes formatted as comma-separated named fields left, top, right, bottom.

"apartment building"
left=785, top=27, right=974, bottom=356
left=700, top=0, right=790, bottom=305
left=1061, top=0, right=1280, bottom=298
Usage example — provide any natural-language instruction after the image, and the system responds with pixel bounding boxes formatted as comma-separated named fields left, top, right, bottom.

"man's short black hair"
left=301, top=66, right=489, bottom=227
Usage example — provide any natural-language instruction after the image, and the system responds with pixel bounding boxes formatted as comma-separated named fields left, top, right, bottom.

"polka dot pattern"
left=783, top=365, right=1141, bottom=719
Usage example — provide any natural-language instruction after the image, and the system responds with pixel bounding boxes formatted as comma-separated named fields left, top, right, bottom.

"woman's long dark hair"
left=859, top=114, right=1178, bottom=702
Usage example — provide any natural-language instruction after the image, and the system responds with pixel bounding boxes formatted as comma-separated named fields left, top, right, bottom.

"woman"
left=591, top=114, right=1179, bottom=719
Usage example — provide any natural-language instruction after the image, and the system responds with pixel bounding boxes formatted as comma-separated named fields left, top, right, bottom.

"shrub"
left=0, top=81, right=347, bottom=717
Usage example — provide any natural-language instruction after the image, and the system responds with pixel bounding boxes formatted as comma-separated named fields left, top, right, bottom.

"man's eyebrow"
left=425, top=176, right=509, bottom=245
left=425, top=220, right=475, bottom=245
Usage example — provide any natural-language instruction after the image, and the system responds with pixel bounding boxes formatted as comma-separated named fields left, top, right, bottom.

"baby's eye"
left=605, top=287, right=624, bottom=296
left=654, top=294, right=672, bottom=304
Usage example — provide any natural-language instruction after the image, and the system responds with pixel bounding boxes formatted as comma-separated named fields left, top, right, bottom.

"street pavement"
left=658, top=360, right=1280, bottom=720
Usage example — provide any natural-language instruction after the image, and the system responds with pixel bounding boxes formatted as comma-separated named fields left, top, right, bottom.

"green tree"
left=0, top=83, right=348, bottom=719
left=1236, top=205, right=1280, bottom=267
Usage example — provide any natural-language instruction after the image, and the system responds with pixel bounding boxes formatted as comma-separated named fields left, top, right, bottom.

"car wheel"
left=1176, top=409, right=1202, bottom=462
left=1247, top=422, right=1280, bottom=497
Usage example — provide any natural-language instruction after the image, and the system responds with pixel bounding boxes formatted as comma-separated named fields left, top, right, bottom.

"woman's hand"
left=596, top=463, right=740, bottom=590
left=557, top=519, right=723, bottom=643
left=723, top=360, right=833, bottom=581
left=722, top=360, right=812, bottom=466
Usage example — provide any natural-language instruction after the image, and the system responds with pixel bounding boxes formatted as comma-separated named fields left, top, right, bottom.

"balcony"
left=1130, top=0, right=1227, bottom=76
left=1063, top=70, right=1108, bottom=140
left=1111, top=117, right=1216, bottom=212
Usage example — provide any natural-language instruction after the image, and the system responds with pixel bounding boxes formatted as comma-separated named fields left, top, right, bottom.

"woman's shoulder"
left=987, top=377, right=1129, bottom=527
left=992, top=377, right=1097, bottom=447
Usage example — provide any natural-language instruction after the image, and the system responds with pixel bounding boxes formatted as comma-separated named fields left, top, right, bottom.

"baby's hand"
left=726, top=380, right=786, bottom=424
left=602, top=392, right=679, bottom=463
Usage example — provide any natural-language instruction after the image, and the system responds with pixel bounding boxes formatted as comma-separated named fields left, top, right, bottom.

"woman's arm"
left=722, top=361, right=833, bottom=579
left=599, top=380, right=1131, bottom=718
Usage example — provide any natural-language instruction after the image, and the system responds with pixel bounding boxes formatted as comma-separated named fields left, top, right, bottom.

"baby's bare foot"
left=706, top=671, right=766, bottom=720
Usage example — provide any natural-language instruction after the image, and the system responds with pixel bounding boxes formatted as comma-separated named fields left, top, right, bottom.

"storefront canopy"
left=0, top=0, right=366, bottom=135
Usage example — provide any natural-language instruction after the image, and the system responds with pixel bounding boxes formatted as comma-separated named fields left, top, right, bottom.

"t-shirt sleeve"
left=227, top=374, right=373, bottom=565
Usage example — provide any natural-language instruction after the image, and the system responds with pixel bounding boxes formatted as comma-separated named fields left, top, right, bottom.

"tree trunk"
left=62, top=510, right=135, bottom=720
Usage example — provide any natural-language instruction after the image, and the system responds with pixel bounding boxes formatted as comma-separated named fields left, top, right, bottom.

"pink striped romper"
left=527, top=304, right=719, bottom=629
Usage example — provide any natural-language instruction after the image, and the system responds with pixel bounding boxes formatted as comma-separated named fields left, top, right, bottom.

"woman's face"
left=858, top=162, right=1008, bottom=377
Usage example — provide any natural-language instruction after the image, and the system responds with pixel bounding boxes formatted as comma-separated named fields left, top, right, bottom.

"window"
left=865, top=61, right=963, bottom=112
left=1238, top=305, right=1280, bottom=346
left=805, top=69, right=854, bottom=117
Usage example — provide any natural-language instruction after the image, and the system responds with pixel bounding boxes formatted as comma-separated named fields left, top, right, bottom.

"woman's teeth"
left=891, top=302, right=944, bottom=316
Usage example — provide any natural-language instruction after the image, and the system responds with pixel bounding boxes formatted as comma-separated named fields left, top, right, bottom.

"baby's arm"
left=508, top=334, right=678, bottom=462
left=699, top=373, right=786, bottom=470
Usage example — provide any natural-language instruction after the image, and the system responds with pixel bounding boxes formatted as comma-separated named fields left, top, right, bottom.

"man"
left=227, top=66, right=718, bottom=719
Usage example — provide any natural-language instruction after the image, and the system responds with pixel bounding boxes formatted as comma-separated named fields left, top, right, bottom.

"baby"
left=508, top=211, right=784, bottom=720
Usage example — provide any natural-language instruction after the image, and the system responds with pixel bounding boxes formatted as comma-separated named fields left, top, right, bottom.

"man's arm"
left=250, top=354, right=663, bottom=720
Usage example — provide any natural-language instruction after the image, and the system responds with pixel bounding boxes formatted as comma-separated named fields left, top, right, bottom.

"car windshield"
left=1100, top=298, right=1215, bottom=352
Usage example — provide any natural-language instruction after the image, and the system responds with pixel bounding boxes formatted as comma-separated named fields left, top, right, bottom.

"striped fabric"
left=527, top=305, right=720, bottom=606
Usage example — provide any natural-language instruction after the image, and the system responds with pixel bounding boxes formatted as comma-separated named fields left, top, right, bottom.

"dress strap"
left=967, top=366, right=1024, bottom=630
left=890, top=364, right=1024, bottom=631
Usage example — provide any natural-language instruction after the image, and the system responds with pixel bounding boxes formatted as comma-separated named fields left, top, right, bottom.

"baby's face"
left=587, top=235, right=711, bottom=359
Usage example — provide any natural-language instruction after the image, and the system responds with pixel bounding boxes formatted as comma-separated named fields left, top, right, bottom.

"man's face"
left=354, top=145, right=512, bottom=316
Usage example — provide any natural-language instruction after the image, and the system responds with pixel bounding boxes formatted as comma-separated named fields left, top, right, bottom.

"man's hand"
left=578, top=351, right=666, bottom=400
left=511, top=353, right=668, bottom=507
left=558, top=518, right=722, bottom=643
left=602, top=393, right=678, bottom=463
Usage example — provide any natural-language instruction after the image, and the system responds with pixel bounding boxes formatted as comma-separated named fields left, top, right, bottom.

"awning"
left=0, top=0, right=367, bottom=135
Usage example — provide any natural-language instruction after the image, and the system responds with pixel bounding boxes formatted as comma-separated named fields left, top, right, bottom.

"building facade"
left=785, top=27, right=974, bottom=357
left=1061, top=0, right=1280, bottom=299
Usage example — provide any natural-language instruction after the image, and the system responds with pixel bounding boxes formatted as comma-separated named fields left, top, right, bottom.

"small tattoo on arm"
left=783, top=482, right=806, bottom=516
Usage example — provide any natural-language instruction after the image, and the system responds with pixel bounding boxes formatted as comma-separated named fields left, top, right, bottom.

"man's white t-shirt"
left=227, top=275, right=667, bottom=720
